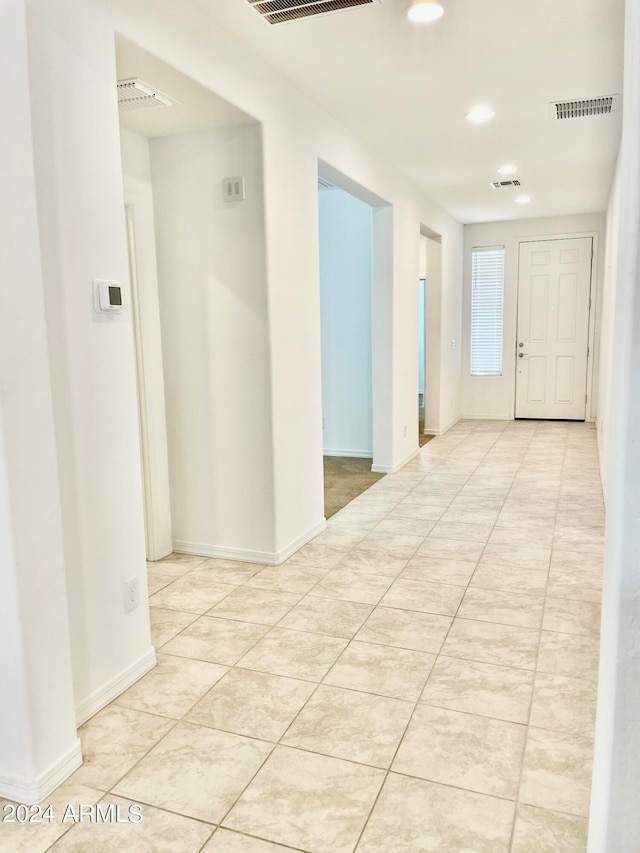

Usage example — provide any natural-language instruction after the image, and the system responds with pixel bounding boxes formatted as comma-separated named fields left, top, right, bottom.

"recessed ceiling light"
left=497, top=164, right=518, bottom=175
left=465, top=106, right=496, bottom=123
left=515, top=195, right=531, bottom=204
left=407, top=2, right=444, bottom=23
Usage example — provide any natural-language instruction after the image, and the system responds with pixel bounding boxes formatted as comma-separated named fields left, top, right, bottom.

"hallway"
left=4, top=420, right=602, bottom=852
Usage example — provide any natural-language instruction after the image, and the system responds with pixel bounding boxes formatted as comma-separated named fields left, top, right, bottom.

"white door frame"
left=125, top=203, right=156, bottom=559
left=318, top=160, right=395, bottom=473
left=124, top=193, right=173, bottom=561
left=419, top=277, right=427, bottom=431
left=513, top=231, right=600, bottom=422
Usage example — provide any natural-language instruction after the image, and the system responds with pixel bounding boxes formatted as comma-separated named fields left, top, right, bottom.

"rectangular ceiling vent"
left=117, top=78, right=175, bottom=112
left=550, top=95, right=619, bottom=121
left=490, top=180, right=521, bottom=189
left=247, top=0, right=381, bottom=25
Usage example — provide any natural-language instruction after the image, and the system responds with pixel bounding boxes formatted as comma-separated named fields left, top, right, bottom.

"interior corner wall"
left=589, top=0, right=640, bottom=847
left=120, top=128, right=173, bottom=561
left=461, top=213, right=606, bottom=421
left=595, top=165, right=622, bottom=495
left=319, top=187, right=373, bottom=458
left=0, top=0, right=80, bottom=799
left=440, top=233, right=463, bottom=433
left=25, top=0, right=155, bottom=722
left=423, top=236, right=443, bottom=434
left=418, top=283, right=425, bottom=397
left=150, top=124, right=276, bottom=561
left=418, top=235, right=428, bottom=400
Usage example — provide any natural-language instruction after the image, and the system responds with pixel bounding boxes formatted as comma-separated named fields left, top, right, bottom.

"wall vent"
left=117, top=78, right=175, bottom=112
left=550, top=96, right=619, bottom=120
left=490, top=180, right=521, bottom=189
left=247, top=0, right=376, bottom=24
left=318, top=177, right=335, bottom=190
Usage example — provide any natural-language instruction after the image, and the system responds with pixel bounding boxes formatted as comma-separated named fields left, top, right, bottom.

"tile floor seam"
left=442, top=421, right=548, bottom=850
left=205, top=828, right=310, bottom=853
left=351, top=422, right=516, bottom=851
left=509, top=422, right=566, bottom=852
left=384, top=768, right=526, bottom=804
left=158, top=621, right=271, bottom=669
left=45, top=714, right=186, bottom=852
left=184, top=735, right=279, bottom=840
left=350, top=546, right=476, bottom=841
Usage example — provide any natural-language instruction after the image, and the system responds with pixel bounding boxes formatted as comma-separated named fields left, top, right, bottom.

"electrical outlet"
left=451, top=339, right=456, bottom=350
left=223, top=176, right=245, bottom=202
left=123, top=577, right=139, bottom=613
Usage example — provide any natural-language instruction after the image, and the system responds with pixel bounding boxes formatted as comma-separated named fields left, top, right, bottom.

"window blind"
left=470, top=246, right=505, bottom=376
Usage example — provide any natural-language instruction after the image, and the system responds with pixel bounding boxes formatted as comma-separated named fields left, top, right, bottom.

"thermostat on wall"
left=94, top=280, right=123, bottom=313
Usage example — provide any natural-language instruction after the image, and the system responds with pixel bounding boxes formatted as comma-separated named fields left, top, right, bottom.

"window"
left=470, top=246, right=505, bottom=376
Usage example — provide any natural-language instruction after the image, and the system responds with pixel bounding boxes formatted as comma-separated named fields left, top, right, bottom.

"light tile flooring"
left=1, top=420, right=603, bottom=853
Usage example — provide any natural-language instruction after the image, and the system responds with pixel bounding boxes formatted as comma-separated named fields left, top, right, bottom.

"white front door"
left=515, top=237, right=593, bottom=420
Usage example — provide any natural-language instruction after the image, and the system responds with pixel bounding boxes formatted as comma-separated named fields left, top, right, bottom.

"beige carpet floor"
left=323, top=456, right=384, bottom=518
left=323, top=421, right=434, bottom=518
left=419, top=414, right=435, bottom=448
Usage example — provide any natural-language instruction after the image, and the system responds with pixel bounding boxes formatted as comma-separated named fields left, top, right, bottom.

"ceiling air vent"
left=550, top=96, right=619, bottom=120
left=117, top=78, right=174, bottom=112
left=247, top=0, right=378, bottom=24
left=490, top=180, right=521, bottom=189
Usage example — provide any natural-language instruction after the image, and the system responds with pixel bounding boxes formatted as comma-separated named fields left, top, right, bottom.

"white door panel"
left=515, top=237, right=592, bottom=420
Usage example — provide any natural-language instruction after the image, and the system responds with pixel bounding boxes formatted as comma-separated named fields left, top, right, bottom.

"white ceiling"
left=115, top=37, right=256, bottom=138
left=190, top=0, right=624, bottom=223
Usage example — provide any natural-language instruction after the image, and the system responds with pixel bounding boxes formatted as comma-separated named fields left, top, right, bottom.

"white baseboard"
left=173, top=540, right=280, bottom=566
left=323, top=449, right=372, bottom=458
left=274, top=519, right=327, bottom=565
left=596, top=420, right=607, bottom=507
left=372, top=447, right=421, bottom=474
left=75, top=647, right=157, bottom=727
left=174, top=520, right=327, bottom=567
left=424, top=415, right=462, bottom=436
left=459, top=414, right=511, bottom=422
left=0, top=738, right=82, bottom=804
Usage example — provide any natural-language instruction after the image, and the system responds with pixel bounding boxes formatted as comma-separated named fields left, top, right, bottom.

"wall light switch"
left=224, top=176, right=245, bottom=202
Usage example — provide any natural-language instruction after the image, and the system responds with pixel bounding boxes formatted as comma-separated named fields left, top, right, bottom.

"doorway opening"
left=417, top=277, right=432, bottom=447
left=116, top=36, right=268, bottom=568
left=317, top=164, right=392, bottom=517
left=419, top=229, right=441, bottom=439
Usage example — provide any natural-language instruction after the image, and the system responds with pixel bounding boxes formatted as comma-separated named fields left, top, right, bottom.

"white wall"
left=0, top=0, right=80, bottom=800
left=462, top=213, right=606, bottom=420
left=120, top=129, right=173, bottom=561
left=595, top=170, right=622, bottom=494
left=319, top=187, right=373, bottom=457
left=150, top=125, right=277, bottom=561
left=25, top=0, right=155, bottom=723
left=108, top=0, right=464, bottom=549
left=589, top=0, right=640, bottom=847
left=4, top=0, right=464, bottom=780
